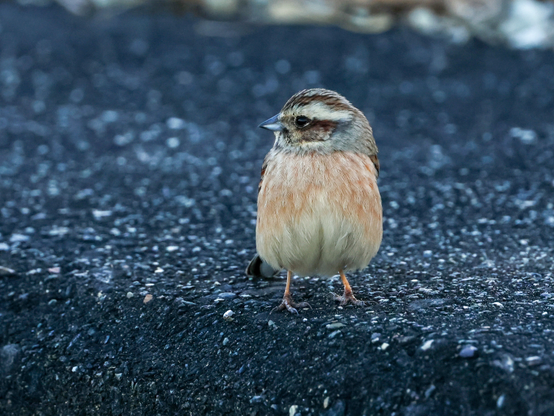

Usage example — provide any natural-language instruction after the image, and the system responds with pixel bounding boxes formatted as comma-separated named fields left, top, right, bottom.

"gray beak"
left=258, top=114, right=284, bottom=131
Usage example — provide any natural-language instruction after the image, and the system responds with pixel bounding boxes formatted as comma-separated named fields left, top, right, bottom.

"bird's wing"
left=369, top=154, right=380, bottom=178
left=258, top=156, right=269, bottom=194
left=247, top=156, right=280, bottom=278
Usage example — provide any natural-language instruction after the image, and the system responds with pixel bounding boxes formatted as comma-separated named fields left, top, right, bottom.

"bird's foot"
left=272, top=295, right=310, bottom=314
left=333, top=290, right=366, bottom=306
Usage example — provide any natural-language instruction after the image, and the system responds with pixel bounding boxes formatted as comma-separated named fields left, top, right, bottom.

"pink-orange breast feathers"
left=256, top=150, right=382, bottom=277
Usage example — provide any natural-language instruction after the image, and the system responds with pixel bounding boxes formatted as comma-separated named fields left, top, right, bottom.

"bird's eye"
left=295, top=116, right=311, bottom=128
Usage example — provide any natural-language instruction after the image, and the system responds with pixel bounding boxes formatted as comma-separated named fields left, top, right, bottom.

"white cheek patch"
left=297, top=102, right=351, bottom=122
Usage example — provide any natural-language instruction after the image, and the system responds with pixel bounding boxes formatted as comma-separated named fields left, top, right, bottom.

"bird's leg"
left=334, top=270, right=366, bottom=306
left=273, top=270, right=310, bottom=314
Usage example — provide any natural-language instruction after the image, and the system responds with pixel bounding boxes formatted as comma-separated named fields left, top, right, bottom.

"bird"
left=245, top=88, right=382, bottom=313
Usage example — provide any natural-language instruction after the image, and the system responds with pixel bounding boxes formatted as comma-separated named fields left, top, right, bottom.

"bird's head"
left=259, top=88, right=377, bottom=156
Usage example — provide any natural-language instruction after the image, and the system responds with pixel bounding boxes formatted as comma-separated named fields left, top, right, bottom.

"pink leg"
left=273, top=270, right=310, bottom=314
left=333, top=270, right=366, bottom=306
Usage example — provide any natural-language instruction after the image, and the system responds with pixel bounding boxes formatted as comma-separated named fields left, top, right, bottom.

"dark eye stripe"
left=312, top=120, right=337, bottom=132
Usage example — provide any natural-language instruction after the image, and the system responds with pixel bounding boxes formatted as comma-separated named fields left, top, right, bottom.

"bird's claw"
left=333, top=291, right=366, bottom=306
left=272, top=295, right=311, bottom=314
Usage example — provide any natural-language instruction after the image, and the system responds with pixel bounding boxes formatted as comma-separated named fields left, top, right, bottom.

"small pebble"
left=525, top=356, right=542, bottom=366
left=10, top=234, right=29, bottom=243
left=425, top=384, right=436, bottom=399
left=497, top=394, right=506, bottom=409
left=167, top=117, right=185, bottom=129
left=0, top=266, right=16, bottom=276
left=421, top=340, right=434, bottom=351
left=166, top=137, right=180, bottom=148
left=92, top=210, right=112, bottom=219
left=143, top=294, right=153, bottom=304
left=218, top=292, right=237, bottom=299
left=459, top=345, right=478, bottom=358
left=223, top=310, right=234, bottom=321
left=326, top=322, right=345, bottom=329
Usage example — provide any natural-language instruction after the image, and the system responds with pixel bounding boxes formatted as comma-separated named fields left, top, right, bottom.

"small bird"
left=246, top=89, right=382, bottom=313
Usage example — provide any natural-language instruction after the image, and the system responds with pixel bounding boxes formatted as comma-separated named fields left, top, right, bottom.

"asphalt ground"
left=0, top=3, right=554, bottom=415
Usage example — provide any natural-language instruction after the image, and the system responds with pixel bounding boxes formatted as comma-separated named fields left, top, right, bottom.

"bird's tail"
left=245, top=253, right=280, bottom=278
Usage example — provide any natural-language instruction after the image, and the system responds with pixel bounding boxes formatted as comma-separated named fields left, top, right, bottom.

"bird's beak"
left=258, top=114, right=284, bottom=131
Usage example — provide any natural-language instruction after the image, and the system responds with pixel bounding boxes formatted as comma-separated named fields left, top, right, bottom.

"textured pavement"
left=1, top=4, right=554, bottom=415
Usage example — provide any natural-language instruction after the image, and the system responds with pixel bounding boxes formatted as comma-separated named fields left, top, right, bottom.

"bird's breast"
left=256, top=150, right=382, bottom=276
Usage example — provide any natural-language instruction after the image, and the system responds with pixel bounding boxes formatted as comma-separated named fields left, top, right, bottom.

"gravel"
left=1, top=3, right=554, bottom=416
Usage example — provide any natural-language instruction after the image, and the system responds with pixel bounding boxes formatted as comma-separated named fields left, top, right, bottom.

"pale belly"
left=256, top=151, right=382, bottom=277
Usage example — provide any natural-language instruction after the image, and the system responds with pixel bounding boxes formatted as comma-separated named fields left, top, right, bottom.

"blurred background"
left=11, top=0, right=554, bottom=49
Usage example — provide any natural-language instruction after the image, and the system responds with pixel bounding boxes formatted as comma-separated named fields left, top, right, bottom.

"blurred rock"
left=55, top=0, right=144, bottom=15
left=499, top=0, right=554, bottom=48
left=342, top=8, right=394, bottom=34
left=1, top=344, right=20, bottom=374
left=201, top=0, right=239, bottom=18
left=445, top=0, right=507, bottom=25
left=55, top=0, right=91, bottom=15
left=266, top=0, right=338, bottom=24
